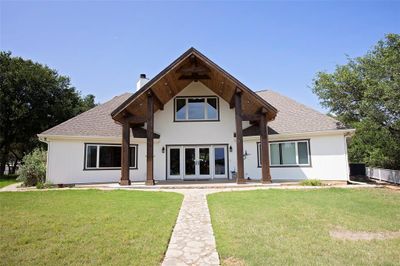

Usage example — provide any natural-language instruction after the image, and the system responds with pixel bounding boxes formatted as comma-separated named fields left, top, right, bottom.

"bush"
left=300, top=179, right=323, bottom=186
left=17, top=148, right=47, bottom=186
left=36, top=182, right=54, bottom=189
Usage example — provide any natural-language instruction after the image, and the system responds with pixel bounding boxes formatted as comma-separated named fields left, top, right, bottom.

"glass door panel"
left=169, top=148, right=180, bottom=176
left=214, top=147, right=226, bottom=176
left=184, top=148, right=196, bottom=176
left=199, top=147, right=210, bottom=176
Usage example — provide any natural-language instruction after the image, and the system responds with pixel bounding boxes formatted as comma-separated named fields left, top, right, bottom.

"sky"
left=1, top=1, right=399, bottom=112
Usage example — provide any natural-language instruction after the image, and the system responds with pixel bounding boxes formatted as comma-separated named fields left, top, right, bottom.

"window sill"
left=83, top=167, right=138, bottom=171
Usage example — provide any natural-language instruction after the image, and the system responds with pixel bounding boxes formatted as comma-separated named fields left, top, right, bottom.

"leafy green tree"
left=0, top=52, right=96, bottom=175
left=312, top=34, right=400, bottom=169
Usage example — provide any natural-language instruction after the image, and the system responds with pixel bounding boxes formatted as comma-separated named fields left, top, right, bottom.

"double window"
left=175, top=96, right=219, bottom=121
left=258, top=140, right=310, bottom=167
left=85, top=144, right=137, bottom=169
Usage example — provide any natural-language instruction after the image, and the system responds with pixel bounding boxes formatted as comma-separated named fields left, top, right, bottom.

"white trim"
left=257, top=140, right=311, bottom=167
left=174, top=96, right=219, bottom=121
left=38, top=134, right=159, bottom=143
left=85, top=143, right=138, bottom=169
left=343, top=135, right=350, bottom=181
left=244, top=129, right=355, bottom=142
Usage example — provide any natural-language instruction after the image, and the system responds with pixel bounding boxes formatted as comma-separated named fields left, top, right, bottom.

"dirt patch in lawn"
left=330, top=229, right=400, bottom=241
left=222, top=257, right=246, bottom=266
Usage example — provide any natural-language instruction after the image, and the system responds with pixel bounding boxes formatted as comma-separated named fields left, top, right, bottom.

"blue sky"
left=1, top=1, right=399, bottom=112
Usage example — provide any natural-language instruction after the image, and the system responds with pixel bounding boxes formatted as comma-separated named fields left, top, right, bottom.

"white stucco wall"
left=243, top=134, right=349, bottom=181
left=46, top=140, right=147, bottom=184
left=43, top=82, right=350, bottom=184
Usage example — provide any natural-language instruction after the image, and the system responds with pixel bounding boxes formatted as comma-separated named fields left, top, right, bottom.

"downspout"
left=38, top=136, right=50, bottom=183
left=343, top=132, right=351, bottom=182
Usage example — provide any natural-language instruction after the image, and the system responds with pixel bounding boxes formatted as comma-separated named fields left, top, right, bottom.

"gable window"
left=257, top=140, right=310, bottom=167
left=84, top=144, right=137, bottom=169
left=174, top=96, right=219, bottom=121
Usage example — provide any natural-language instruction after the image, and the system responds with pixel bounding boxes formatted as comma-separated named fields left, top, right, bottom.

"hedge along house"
left=38, top=48, right=354, bottom=185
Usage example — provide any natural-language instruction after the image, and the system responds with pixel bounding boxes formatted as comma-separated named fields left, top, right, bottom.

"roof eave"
left=111, top=47, right=278, bottom=120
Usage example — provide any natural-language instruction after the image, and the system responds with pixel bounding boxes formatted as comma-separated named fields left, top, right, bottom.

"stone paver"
left=162, top=190, right=220, bottom=266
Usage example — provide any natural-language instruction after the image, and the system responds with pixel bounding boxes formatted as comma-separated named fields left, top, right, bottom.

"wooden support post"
left=120, top=121, right=131, bottom=186
left=235, top=89, right=246, bottom=184
left=146, top=92, right=155, bottom=185
left=260, top=113, right=272, bottom=183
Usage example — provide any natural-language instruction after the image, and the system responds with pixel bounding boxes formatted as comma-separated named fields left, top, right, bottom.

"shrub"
left=17, top=148, right=47, bottom=187
left=36, top=182, right=54, bottom=189
left=300, top=179, right=323, bottom=186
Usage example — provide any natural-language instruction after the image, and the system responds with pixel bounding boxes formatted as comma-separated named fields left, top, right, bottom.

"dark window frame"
left=83, top=143, right=138, bottom=170
left=257, top=139, right=311, bottom=168
left=173, top=96, right=220, bottom=122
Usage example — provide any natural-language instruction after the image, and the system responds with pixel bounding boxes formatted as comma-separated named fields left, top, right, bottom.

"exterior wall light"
left=229, top=145, right=233, bottom=152
left=162, top=146, right=165, bottom=153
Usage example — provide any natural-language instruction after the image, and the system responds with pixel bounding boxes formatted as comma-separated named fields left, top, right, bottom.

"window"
left=174, top=97, right=219, bottom=121
left=257, top=140, right=310, bottom=167
left=84, top=144, right=137, bottom=169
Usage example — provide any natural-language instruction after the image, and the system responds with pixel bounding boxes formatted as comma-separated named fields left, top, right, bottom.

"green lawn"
left=208, top=188, right=400, bottom=265
left=0, top=190, right=183, bottom=265
left=0, top=176, right=18, bottom=188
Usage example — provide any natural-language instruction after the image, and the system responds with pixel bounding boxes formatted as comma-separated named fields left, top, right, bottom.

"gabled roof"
left=112, top=47, right=278, bottom=123
left=40, top=90, right=345, bottom=138
left=258, top=90, right=342, bottom=134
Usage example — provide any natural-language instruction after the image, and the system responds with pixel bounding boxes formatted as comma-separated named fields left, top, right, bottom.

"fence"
left=366, top=167, right=400, bottom=185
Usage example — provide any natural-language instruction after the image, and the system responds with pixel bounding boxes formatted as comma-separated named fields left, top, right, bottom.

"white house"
left=38, top=48, right=354, bottom=185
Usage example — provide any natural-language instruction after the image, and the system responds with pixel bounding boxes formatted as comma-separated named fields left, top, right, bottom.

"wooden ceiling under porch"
left=112, top=47, right=278, bottom=124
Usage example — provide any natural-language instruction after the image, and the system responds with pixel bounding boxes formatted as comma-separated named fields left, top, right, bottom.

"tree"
left=312, top=34, right=400, bottom=169
left=0, top=52, right=96, bottom=175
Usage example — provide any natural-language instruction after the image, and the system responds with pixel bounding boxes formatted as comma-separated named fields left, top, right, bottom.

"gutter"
left=243, top=128, right=356, bottom=141
left=37, top=134, right=158, bottom=143
left=38, top=136, right=51, bottom=183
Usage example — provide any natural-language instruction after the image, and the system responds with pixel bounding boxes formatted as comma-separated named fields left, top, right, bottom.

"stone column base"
left=236, top=178, right=246, bottom=184
left=261, top=179, right=272, bottom=184
left=145, top=180, right=155, bottom=186
left=119, top=179, right=131, bottom=186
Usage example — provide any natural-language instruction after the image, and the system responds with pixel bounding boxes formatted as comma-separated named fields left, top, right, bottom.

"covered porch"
left=111, top=48, right=277, bottom=185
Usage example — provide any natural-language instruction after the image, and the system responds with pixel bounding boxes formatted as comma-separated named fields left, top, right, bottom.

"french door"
left=167, top=145, right=228, bottom=180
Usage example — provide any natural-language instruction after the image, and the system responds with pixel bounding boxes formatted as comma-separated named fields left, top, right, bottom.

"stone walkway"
left=162, top=190, right=220, bottom=266
left=0, top=182, right=22, bottom=192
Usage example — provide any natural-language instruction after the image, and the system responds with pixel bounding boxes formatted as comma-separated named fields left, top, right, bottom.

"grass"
left=0, top=175, right=19, bottom=188
left=0, top=190, right=183, bottom=265
left=208, top=188, right=400, bottom=265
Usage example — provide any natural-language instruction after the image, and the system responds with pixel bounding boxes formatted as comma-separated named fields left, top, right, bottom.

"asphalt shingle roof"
left=40, top=90, right=340, bottom=137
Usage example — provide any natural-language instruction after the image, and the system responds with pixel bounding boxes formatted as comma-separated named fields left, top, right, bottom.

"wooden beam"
left=260, top=113, right=272, bottom=183
left=120, top=121, right=131, bottom=186
left=146, top=92, right=155, bottom=185
left=229, top=87, right=242, bottom=109
left=150, top=88, right=164, bottom=110
left=235, top=90, right=246, bottom=184
left=124, top=115, right=147, bottom=124
left=242, top=114, right=262, bottom=121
